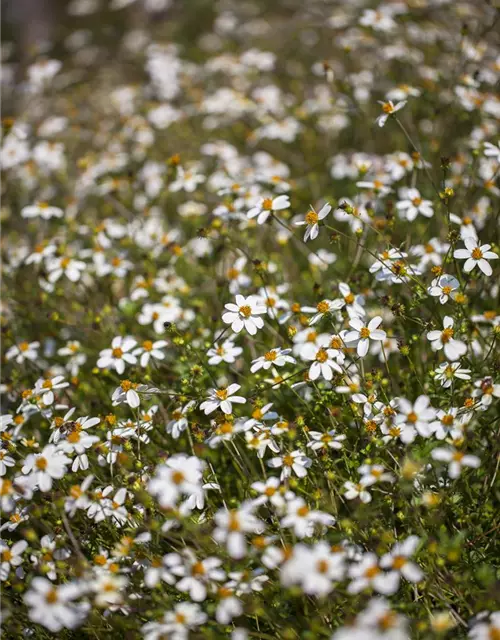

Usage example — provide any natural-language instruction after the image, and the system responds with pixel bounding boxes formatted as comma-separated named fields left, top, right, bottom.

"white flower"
left=0, top=539, right=28, bottom=581
left=380, top=536, right=423, bottom=586
left=247, top=194, right=290, bottom=225
left=22, top=444, right=72, bottom=491
left=92, top=573, right=128, bottom=607
left=213, top=505, right=263, bottom=559
left=344, top=316, right=386, bottom=358
left=281, top=542, right=344, bottom=595
left=483, top=140, right=500, bottom=161
left=46, top=255, right=86, bottom=283
left=222, top=294, right=266, bottom=335
left=24, top=577, right=88, bottom=632
left=469, top=611, right=500, bottom=640
left=97, top=336, right=137, bottom=374
left=5, top=340, right=40, bottom=364
left=395, top=395, right=436, bottom=437
left=472, top=377, right=500, bottom=409
left=434, top=361, right=472, bottom=388
left=302, top=340, right=343, bottom=382
left=132, top=339, right=167, bottom=367
left=294, top=203, right=331, bottom=241
left=427, top=316, right=467, bottom=361
left=359, top=464, right=395, bottom=486
left=251, top=476, right=286, bottom=510
left=396, top=187, right=433, bottom=221
left=111, top=381, right=150, bottom=408
left=307, top=429, right=346, bottom=451
left=431, top=447, right=480, bottom=478
left=148, top=454, right=204, bottom=509
left=207, top=340, right=243, bottom=365
left=338, top=282, right=365, bottom=318
left=380, top=421, right=416, bottom=444
left=58, top=421, right=100, bottom=472
left=280, top=498, right=335, bottom=538
left=348, top=553, right=399, bottom=595
left=22, top=202, right=63, bottom=219
left=250, top=347, right=295, bottom=372
left=428, top=274, right=460, bottom=304
left=268, top=450, right=312, bottom=480
left=302, top=298, right=344, bottom=325
left=169, top=165, right=206, bottom=192
left=375, top=100, right=406, bottom=127
left=166, top=401, right=195, bottom=438
left=200, top=384, right=246, bottom=415
left=343, top=480, right=372, bottom=503
left=454, top=238, right=498, bottom=276
left=171, top=551, right=225, bottom=602
left=34, top=375, right=69, bottom=406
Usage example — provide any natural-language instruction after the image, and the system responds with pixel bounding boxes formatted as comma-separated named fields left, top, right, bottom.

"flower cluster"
left=1, top=0, right=499, bottom=638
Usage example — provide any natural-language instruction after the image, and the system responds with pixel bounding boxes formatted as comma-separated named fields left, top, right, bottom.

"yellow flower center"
left=142, top=340, right=153, bottom=351
left=19, top=342, right=30, bottom=352
left=412, top=197, right=423, bottom=207
left=360, top=327, right=370, bottom=339
left=392, top=556, right=406, bottom=570
left=316, top=301, right=329, bottom=314
left=316, top=559, right=329, bottom=574
left=262, top=198, right=274, bottom=210
left=296, top=505, right=310, bottom=517
left=471, top=247, right=483, bottom=260
left=172, top=471, right=185, bottom=485
left=239, top=305, right=252, bottom=318
left=216, top=388, right=228, bottom=400
left=382, top=102, right=394, bottom=114
left=316, top=348, right=328, bottom=363
left=344, top=293, right=355, bottom=305
left=36, top=457, right=48, bottom=470
left=112, top=347, right=123, bottom=358
left=379, top=612, right=397, bottom=631
left=45, top=589, right=58, bottom=604
left=283, top=454, right=294, bottom=467
left=365, top=566, right=381, bottom=578
left=442, top=286, right=452, bottom=295
left=441, top=327, right=454, bottom=343
left=305, top=210, right=319, bottom=225
left=264, top=350, right=278, bottom=361
left=1, top=550, right=13, bottom=562
left=228, top=512, right=240, bottom=531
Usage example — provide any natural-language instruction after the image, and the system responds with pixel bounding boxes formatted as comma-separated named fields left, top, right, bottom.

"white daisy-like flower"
left=431, top=447, right=480, bottom=478
left=294, top=203, right=331, bottom=241
left=21, top=202, right=64, bottom=219
left=434, top=361, right=472, bottom=388
left=222, top=295, right=266, bottom=335
left=97, top=336, right=137, bottom=374
left=396, top=187, right=434, bottom=221
left=428, top=274, right=460, bottom=304
left=344, top=316, right=386, bottom=358
left=427, top=316, right=467, bottom=361
left=200, top=384, right=246, bottom=415
left=247, top=194, right=290, bottom=225
left=453, top=238, right=498, bottom=276
left=132, top=339, right=167, bottom=368
left=250, top=347, right=295, bottom=373
left=375, top=100, right=406, bottom=127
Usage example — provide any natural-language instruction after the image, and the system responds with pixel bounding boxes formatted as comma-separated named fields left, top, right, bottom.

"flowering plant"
left=1, top=1, right=499, bottom=638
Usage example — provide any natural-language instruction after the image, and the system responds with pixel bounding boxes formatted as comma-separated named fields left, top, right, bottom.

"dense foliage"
left=1, top=0, right=500, bottom=638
